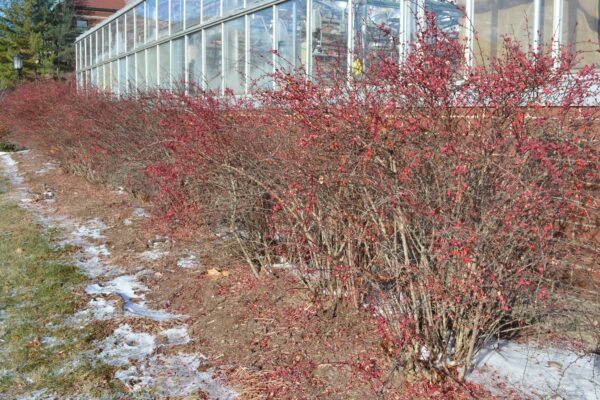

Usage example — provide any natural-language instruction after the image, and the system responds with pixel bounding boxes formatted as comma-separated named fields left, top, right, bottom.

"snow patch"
left=86, top=275, right=182, bottom=321
left=87, top=297, right=117, bottom=321
left=141, top=249, right=168, bottom=261
left=115, top=354, right=237, bottom=399
left=271, top=262, right=295, bottom=270
left=123, top=301, right=182, bottom=321
left=160, top=327, right=191, bottom=346
left=86, top=275, right=146, bottom=300
left=40, top=336, right=63, bottom=347
left=74, top=218, right=108, bottom=240
left=132, top=207, right=149, bottom=218
left=99, top=324, right=156, bottom=366
left=468, top=340, right=600, bottom=400
left=0, top=152, right=24, bottom=186
left=177, top=254, right=197, bottom=269
left=35, top=162, right=58, bottom=175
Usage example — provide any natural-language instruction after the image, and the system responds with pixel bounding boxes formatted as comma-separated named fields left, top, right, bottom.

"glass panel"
left=277, top=0, right=308, bottom=70
left=539, top=0, right=555, bottom=48
left=84, top=37, right=89, bottom=68
left=104, top=63, right=112, bottom=91
left=223, top=0, right=243, bottom=14
left=99, top=64, right=105, bottom=89
left=76, top=42, right=80, bottom=71
left=111, top=60, right=119, bottom=93
left=135, top=3, right=145, bottom=47
left=312, top=0, right=348, bottom=79
left=98, top=30, right=103, bottom=62
left=117, top=15, right=126, bottom=54
left=119, top=57, right=127, bottom=94
left=171, top=0, right=184, bottom=33
left=205, top=24, right=223, bottom=92
left=473, top=0, right=534, bottom=64
left=89, top=36, right=93, bottom=67
left=91, top=67, right=97, bottom=88
left=147, top=0, right=157, bottom=41
left=110, top=21, right=117, bottom=57
left=103, top=25, right=110, bottom=60
left=563, top=0, right=600, bottom=66
left=172, top=38, right=185, bottom=90
left=203, top=0, right=220, bottom=22
left=158, top=0, right=170, bottom=38
left=159, top=42, right=171, bottom=89
left=187, top=31, right=202, bottom=90
left=83, top=39, right=87, bottom=68
left=425, top=0, right=464, bottom=37
left=249, top=8, right=273, bottom=90
left=126, top=10, right=135, bottom=52
left=147, top=46, right=158, bottom=89
left=224, top=17, right=246, bottom=94
left=185, top=0, right=201, bottom=28
left=136, top=51, right=147, bottom=91
left=91, top=32, right=97, bottom=66
left=127, top=55, right=136, bottom=91
left=354, top=0, right=401, bottom=71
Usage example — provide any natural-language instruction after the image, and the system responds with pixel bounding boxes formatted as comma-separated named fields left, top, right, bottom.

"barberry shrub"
left=0, top=80, right=166, bottom=196
left=149, top=15, right=599, bottom=381
left=263, top=19, right=599, bottom=379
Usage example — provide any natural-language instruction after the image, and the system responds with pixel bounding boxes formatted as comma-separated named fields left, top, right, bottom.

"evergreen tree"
left=0, top=0, right=78, bottom=88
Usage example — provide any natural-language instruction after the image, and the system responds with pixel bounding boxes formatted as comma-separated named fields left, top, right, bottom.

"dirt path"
left=0, top=150, right=238, bottom=399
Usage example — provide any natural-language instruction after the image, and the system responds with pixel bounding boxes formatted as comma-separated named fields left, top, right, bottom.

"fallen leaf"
left=206, top=268, right=221, bottom=278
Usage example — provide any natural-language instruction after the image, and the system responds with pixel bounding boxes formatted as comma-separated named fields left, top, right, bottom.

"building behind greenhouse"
left=75, top=0, right=600, bottom=95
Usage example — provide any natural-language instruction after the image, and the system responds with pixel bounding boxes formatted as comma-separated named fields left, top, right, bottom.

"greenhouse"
left=75, top=0, right=600, bottom=95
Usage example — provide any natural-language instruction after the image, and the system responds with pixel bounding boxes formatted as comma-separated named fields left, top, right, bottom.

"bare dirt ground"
left=9, top=150, right=397, bottom=399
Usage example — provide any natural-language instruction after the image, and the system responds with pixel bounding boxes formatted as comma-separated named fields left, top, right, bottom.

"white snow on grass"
left=99, top=324, right=156, bottom=366
left=86, top=297, right=117, bottom=321
left=86, top=275, right=146, bottom=300
left=141, top=249, right=168, bottom=261
left=115, top=354, right=238, bottom=399
left=86, top=275, right=183, bottom=321
left=132, top=207, right=149, bottom=218
left=468, top=340, right=600, bottom=400
left=123, top=301, right=182, bottom=321
left=74, top=218, right=108, bottom=240
left=177, top=254, right=197, bottom=269
left=0, top=152, right=24, bottom=186
left=160, top=327, right=191, bottom=346
left=35, top=162, right=58, bottom=175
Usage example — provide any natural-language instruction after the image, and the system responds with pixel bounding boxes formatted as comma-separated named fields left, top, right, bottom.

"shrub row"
left=1, top=19, right=598, bottom=389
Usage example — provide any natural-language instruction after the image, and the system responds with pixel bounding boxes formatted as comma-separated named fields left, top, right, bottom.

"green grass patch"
left=0, top=142, right=20, bottom=152
left=0, top=176, right=122, bottom=398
